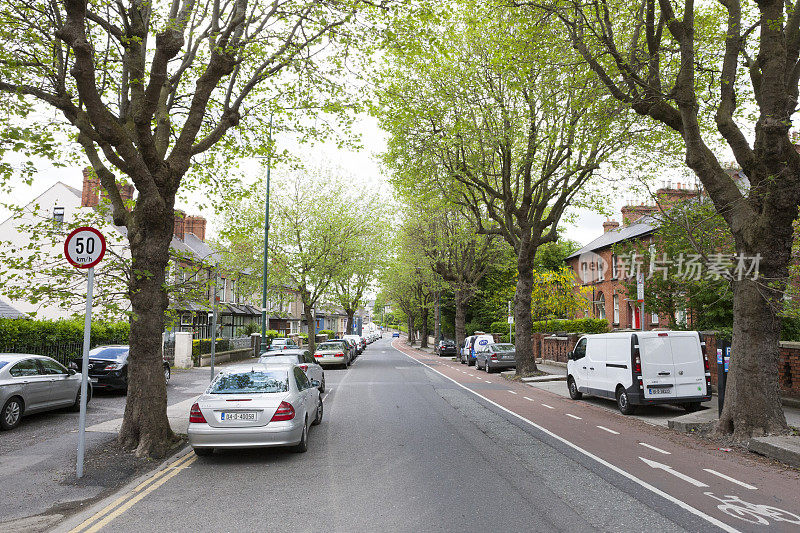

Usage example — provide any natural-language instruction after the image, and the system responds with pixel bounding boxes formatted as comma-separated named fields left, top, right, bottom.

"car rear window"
left=209, top=370, right=289, bottom=394
left=0, top=361, right=8, bottom=370
left=317, top=342, right=342, bottom=351
left=89, top=346, right=128, bottom=360
left=259, top=355, right=300, bottom=365
left=491, top=344, right=515, bottom=352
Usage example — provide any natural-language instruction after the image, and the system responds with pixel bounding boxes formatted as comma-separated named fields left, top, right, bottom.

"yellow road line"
left=68, top=451, right=195, bottom=533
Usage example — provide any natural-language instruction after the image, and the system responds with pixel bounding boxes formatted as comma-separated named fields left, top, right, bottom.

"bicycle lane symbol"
left=705, top=492, right=800, bottom=527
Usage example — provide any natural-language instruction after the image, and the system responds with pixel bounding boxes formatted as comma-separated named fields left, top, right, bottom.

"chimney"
left=174, top=210, right=186, bottom=240
left=621, top=204, right=658, bottom=225
left=81, top=167, right=100, bottom=207
left=119, top=183, right=135, bottom=203
left=603, top=219, right=620, bottom=233
left=184, top=215, right=207, bottom=242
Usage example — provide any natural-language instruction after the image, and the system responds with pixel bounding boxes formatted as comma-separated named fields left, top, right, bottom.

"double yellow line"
left=69, top=451, right=198, bottom=533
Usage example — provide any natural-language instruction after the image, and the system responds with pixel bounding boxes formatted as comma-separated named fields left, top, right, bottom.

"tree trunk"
left=304, top=305, right=316, bottom=353
left=346, top=310, right=354, bottom=335
left=434, top=291, right=441, bottom=344
left=118, top=208, right=178, bottom=458
left=407, top=315, right=414, bottom=344
left=454, top=290, right=466, bottom=354
left=515, top=263, right=537, bottom=375
left=420, top=305, right=429, bottom=348
left=717, top=270, right=789, bottom=439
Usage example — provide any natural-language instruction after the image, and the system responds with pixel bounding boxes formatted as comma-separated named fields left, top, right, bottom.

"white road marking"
left=597, top=425, right=620, bottom=435
left=393, top=345, right=739, bottom=533
left=703, top=469, right=757, bottom=490
left=541, top=403, right=554, bottom=409
left=523, top=397, right=534, bottom=401
left=640, top=457, right=708, bottom=487
left=508, top=391, right=518, bottom=395
left=566, top=413, right=582, bottom=420
left=639, top=442, right=671, bottom=455
left=484, top=380, right=492, bottom=383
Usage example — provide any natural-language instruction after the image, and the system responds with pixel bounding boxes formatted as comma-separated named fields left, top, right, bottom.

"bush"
left=318, top=329, right=335, bottom=339
left=192, top=338, right=232, bottom=358
left=0, top=317, right=129, bottom=347
left=237, top=321, right=261, bottom=336
left=489, top=321, right=510, bottom=335
left=530, top=318, right=609, bottom=334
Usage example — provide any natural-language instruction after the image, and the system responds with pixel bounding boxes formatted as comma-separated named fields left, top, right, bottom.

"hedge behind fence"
left=531, top=318, right=609, bottom=334
left=0, top=317, right=129, bottom=346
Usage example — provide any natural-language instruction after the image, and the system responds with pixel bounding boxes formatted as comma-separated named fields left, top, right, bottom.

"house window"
left=53, top=206, right=64, bottom=224
left=675, top=308, right=686, bottom=326
left=581, top=262, right=588, bottom=283
left=597, top=259, right=604, bottom=281
left=230, top=279, right=236, bottom=304
left=596, top=292, right=606, bottom=319
left=611, top=254, right=618, bottom=279
left=613, top=294, right=620, bottom=324
left=180, top=313, right=192, bottom=326
left=651, top=311, right=659, bottom=324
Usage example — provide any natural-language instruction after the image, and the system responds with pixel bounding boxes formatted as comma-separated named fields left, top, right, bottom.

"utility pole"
left=260, top=114, right=274, bottom=354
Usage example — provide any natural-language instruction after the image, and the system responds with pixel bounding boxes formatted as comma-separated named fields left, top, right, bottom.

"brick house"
left=565, top=184, right=700, bottom=330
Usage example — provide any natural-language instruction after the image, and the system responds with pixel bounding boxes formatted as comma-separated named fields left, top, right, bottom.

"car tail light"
left=491, top=354, right=497, bottom=361
left=314, top=353, right=322, bottom=357
left=633, top=344, right=641, bottom=374
left=189, top=403, right=207, bottom=424
left=334, top=352, right=344, bottom=357
left=700, top=340, right=709, bottom=372
left=270, top=401, right=295, bottom=422
left=638, top=378, right=643, bottom=390
left=299, top=364, right=308, bottom=371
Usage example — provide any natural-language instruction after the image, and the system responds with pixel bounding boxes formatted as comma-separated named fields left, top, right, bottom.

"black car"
left=435, top=339, right=458, bottom=357
left=71, top=345, right=171, bottom=392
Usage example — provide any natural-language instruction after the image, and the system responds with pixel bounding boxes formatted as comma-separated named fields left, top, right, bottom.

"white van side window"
left=573, top=338, right=587, bottom=359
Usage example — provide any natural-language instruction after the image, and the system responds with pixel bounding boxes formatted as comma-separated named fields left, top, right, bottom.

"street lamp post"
left=260, top=115, right=274, bottom=354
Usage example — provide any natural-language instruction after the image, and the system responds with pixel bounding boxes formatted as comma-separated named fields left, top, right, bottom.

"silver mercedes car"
left=0, top=353, right=91, bottom=430
left=188, top=363, right=323, bottom=456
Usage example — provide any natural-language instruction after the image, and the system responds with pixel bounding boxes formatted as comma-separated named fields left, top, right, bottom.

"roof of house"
left=0, top=298, right=27, bottom=319
left=566, top=216, right=658, bottom=260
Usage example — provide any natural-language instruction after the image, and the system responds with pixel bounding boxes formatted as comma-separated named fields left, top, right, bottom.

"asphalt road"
left=0, top=366, right=211, bottom=527
left=53, top=335, right=790, bottom=533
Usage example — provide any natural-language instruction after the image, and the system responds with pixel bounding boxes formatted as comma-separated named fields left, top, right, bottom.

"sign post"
left=636, top=272, right=645, bottom=331
left=64, top=227, right=106, bottom=479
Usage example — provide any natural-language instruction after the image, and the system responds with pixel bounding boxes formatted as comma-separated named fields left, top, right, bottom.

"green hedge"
left=318, top=329, right=335, bottom=339
left=531, top=318, right=609, bottom=334
left=0, top=317, right=129, bottom=346
left=192, top=338, right=232, bottom=358
left=490, top=321, right=510, bottom=335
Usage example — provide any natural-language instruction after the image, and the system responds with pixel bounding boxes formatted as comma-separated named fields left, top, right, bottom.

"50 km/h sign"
left=64, top=227, right=106, bottom=268
left=64, top=226, right=106, bottom=479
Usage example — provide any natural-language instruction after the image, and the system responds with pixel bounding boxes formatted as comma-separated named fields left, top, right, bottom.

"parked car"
left=188, top=363, right=322, bottom=456
left=71, top=345, right=171, bottom=392
left=267, top=338, right=298, bottom=351
left=343, top=335, right=363, bottom=355
left=314, top=340, right=352, bottom=369
left=259, top=349, right=325, bottom=392
left=1, top=354, right=91, bottom=430
left=475, top=343, right=516, bottom=373
left=435, top=339, right=458, bottom=357
left=567, top=331, right=711, bottom=414
left=392, top=332, right=400, bottom=338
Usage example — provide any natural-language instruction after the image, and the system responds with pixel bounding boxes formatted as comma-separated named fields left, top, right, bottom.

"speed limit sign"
left=63, top=226, right=106, bottom=479
left=64, top=227, right=106, bottom=268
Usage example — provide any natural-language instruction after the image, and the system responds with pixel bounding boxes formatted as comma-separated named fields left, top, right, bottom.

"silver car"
left=0, top=353, right=91, bottom=430
left=314, top=340, right=352, bottom=368
left=188, top=363, right=322, bottom=456
left=476, top=343, right=517, bottom=373
left=259, top=349, right=325, bottom=392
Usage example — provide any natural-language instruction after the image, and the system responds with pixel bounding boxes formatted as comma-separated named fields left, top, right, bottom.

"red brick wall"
left=779, top=343, right=800, bottom=398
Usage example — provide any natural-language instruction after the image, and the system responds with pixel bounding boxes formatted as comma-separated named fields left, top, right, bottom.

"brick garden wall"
left=533, top=331, right=800, bottom=398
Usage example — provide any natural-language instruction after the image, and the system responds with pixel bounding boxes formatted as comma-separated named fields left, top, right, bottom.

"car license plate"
left=90, top=378, right=98, bottom=383
left=220, top=412, right=257, bottom=421
left=648, top=387, right=671, bottom=395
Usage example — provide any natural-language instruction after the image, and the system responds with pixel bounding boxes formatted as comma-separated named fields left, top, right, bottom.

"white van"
left=566, top=331, right=711, bottom=414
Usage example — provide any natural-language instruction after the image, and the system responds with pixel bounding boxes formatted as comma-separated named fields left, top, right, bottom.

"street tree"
left=376, top=1, right=634, bottom=374
left=544, top=0, right=800, bottom=438
left=0, top=0, right=380, bottom=456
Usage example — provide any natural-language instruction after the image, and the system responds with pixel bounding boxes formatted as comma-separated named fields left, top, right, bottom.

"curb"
left=52, top=444, right=192, bottom=533
left=748, top=436, right=800, bottom=468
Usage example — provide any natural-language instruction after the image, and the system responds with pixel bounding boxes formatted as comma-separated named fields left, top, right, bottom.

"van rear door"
left=640, top=334, right=678, bottom=399
left=668, top=332, right=707, bottom=397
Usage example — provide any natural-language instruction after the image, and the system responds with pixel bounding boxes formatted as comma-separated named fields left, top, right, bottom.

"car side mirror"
left=567, top=351, right=573, bottom=360
left=68, top=369, right=77, bottom=375
left=310, top=379, right=320, bottom=388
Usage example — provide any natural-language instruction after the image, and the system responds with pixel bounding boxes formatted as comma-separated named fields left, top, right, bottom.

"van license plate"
left=648, top=388, right=671, bottom=395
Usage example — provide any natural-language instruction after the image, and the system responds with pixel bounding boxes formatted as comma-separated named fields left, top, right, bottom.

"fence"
left=0, top=341, right=124, bottom=367
left=230, top=336, right=251, bottom=349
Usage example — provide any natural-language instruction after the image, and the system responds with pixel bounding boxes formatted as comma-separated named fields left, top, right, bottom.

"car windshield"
left=317, top=342, right=342, bottom=351
left=209, top=370, right=289, bottom=394
left=89, top=346, right=128, bottom=360
left=259, top=355, right=299, bottom=365
left=491, top=343, right=515, bottom=352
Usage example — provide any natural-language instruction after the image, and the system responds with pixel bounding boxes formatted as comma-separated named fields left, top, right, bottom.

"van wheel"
left=683, top=402, right=701, bottom=412
left=568, top=377, right=582, bottom=400
left=616, top=387, right=636, bottom=415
